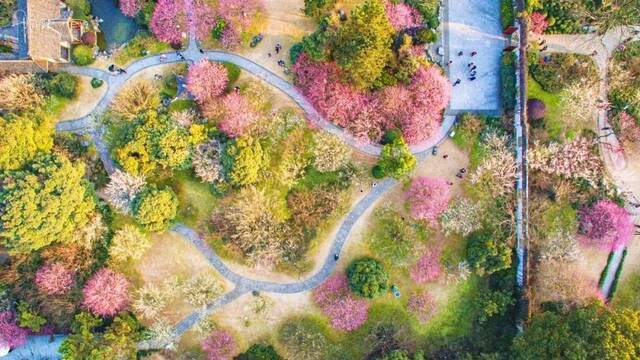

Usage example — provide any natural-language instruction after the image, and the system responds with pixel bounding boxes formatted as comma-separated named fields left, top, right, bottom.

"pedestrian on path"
left=541, top=45, right=548, bottom=51
left=467, top=62, right=474, bottom=67
left=591, top=50, right=598, bottom=56
left=457, top=51, right=463, bottom=56
left=470, top=51, right=477, bottom=56
left=268, top=52, right=271, bottom=57
left=453, top=78, right=461, bottom=86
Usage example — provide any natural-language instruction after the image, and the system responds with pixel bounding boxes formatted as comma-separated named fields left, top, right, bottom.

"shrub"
left=35, top=263, right=75, bottom=295
left=91, top=78, right=104, bottom=88
left=81, top=31, right=96, bottom=45
left=235, top=343, right=283, bottom=360
left=500, top=0, right=514, bottom=28
left=477, top=289, right=514, bottom=323
left=109, top=225, right=151, bottom=263
left=132, top=186, right=178, bottom=232
left=405, top=176, right=451, bottom=226
left=289, top=42, right=304, bottom=64
left=409, top=249, right=441, bottom=283
left=312, top=274, right=369, bottom=331
left=72, top=44, right=95, bottom=65
left=529, top=12, right=549, bottom=34
left=501, top=52, right=516, bottom=111
left=67, top=0, right=91, bottom=19
left=82, top=268, right=130, bottom=317
left=187, top=60, right=228, bottom=104
left=347, top=257, right=390, bottom=299
left=48, top=72, right=78, bottom=98
left=202, top=329, right=237, bottom=360
left=527, top=98, right=546, bottom=120
left=466, top=230, right=512, bottom=276
left=304, top=0, right=335, bottom=18
left=415, top=28, right=436, bottom=44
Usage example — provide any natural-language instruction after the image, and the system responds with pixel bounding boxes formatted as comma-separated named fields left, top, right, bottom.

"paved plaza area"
left=445, top=0, right=504, bottom=113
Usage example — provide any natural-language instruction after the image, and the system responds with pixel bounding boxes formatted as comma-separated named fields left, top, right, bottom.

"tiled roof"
left=26, top=0, right=72, bottom=61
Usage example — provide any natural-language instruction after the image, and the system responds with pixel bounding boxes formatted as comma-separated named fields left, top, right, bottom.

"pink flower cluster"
left=35, top=263, right=75, bottom=295
left=202, top=330, right=237, bottom=360
left=407, top=291, right=437, bottom=322
left=405, top=176, right=451, bottom=226
left=150, top=0, right=187, bottom=45
left=82, top=268, right=130, bottom=317
left=529, top=12, right=549, bottom=35
left=293, top=54, right=450, bottom=144
left=385, top=2, right=423, bottom=31
left=617, top=112, right=640, bottom=145
left=186, top=0, right=219, bottom=41
left=218, top=0, right=265, bottom=31
left=187, top=60, right=229, bottom=104
left=119, top=0, right=142, bottom=17
left=218, top=92, right=259, bottom=137
left=312, top=274, right=369, bottom=331
left=0, top=311, right=27, bottom=349
left=410, top=248, right=442, bottom=284
left=579, top=200, right=634, bottom=251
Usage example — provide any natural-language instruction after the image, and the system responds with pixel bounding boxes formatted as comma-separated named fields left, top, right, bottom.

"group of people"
left=267, top=43, right=290, bottom=74
left=451, top=50, right=479, bottom=87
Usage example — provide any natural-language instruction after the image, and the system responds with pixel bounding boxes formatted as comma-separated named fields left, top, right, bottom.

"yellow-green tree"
left=227, top=136, right=270, bottom=187
left=132, top=186, right=178, bottom=232
left=0, top=113, right=54, bottom=171
left=334, top=0, right=394, bottom=89
left=0, top=154, right=95, bottom=254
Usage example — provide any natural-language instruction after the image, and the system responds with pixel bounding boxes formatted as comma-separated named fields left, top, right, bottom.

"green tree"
left=304, top=0, right=336, bottom=18
left=334, top=0, right=394, bottom=89
left=48, top=72, right=78, bottom=98
left=0, top=154, right=95, bottom=254
left=512, top=302, right=640, bottom=359
left=59, top=312, right=102, bottom=360
left=466, top=231, right=512, bottom=276
left=227, top=136, right=270, bottom=187
left=132, top=186, right=178, bottom=232
left=374, top=135, right=416, bottom=179
left=72, top=44, right=95, bottom=65
left=347, top=257, right=390, bottom=299
left=235, top=343, right=283, bottom=360
left=477, top=289, right=515, bottom=323
left=17, top=301, right=47, bottom=332
left=0, top=113, right=54, bottom=170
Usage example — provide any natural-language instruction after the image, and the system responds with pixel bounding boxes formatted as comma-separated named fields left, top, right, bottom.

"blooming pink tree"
left=403, top=66, right=451, bottom=144
left=220, top=27, right=241, bottom=50
left=405, top=177, right=451, bottom=226
left=616, top=112, right=640, bottom=145
left=82, top=268, right=130, bottom=317
left=530, top=12, right=549, bottom=35
left=410, top=249, right=442, bottom=283
left=218, top=92, right=259, bottom=137
left=385, top=2, right=423, bottom=31
left=201, top=329, right=237, bottom=360
left=312, top=274, right=369, bottom=331
left=579, top=200, right=634, bottom=250
left=35, top=263, right=75, bottom=295
left=407, top=291, right=437, bottom=322
left=119, top=0, right=142, bottom=17
left=0, top=311, right=27, bottom=349
left=187, top=0, right=219, bottom=41
left=187, top=60, right=228, bottom=104
left=151, top=0, right=186, bottom=45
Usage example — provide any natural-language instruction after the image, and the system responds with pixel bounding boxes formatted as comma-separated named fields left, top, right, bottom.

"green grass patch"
left=500, top=0, right=514, bottom=29
left=113, top=33, right=173, bottom=67
left=527, top=75, right=564, bottom=141
left=41, top=95, right=71, bottom=121
left=612, top=266, right=640, bottom=310
left=167, top=99, right=196, bottom=113
left=170, top=171, right=218, bottom=228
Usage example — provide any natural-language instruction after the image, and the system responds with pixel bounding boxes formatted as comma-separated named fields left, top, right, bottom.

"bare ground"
left=57, top=76, right=108, bottom=122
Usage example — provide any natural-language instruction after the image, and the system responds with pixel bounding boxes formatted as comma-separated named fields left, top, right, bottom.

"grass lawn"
left=527, top=75, right=564, bottom=141
left=611, top=269, right=640, bottom=310
left=170, top=170, right=219, bottom=230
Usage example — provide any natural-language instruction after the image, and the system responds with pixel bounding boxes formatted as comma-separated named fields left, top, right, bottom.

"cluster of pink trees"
left=35, top=263, right=75, bottom=295
left=218, top=0, right=265, bottom=31
left=217, top=93, right=259, bottom=137
left=579, top=200, right=634, bottom=251
left=405, top=177, right=451, bottom=226
left=312, top=274, right=369, bottom=331
left=187, top=60, right=229, bottom=104
left=201, top=329, right=237, bottom=360
left=529, top=12, right=549, bottom=35
left=150, top=0, right=187, bottom=45
left=407, top=291, right=437, bottom=323
left=384, top=2, right=423, bottom=31
left=82, top=268, right=130, bottom=317
left=0, top=311, right=27, bottom=349
left=119, top=0, right=142, bottom=17
left=185, top=0, right=219, bottom=41
left=410, top=249, right=442, bottom=284
left=293, top=54, right=450, bottom=144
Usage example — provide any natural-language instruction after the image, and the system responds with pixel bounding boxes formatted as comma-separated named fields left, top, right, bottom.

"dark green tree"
left=373, top=135, right=416, bottom=179
left=48, top=72, right=78, bottom=98
left=235, top=343, right=283, bottom=360
left=347, top=257, right=390, bottom=299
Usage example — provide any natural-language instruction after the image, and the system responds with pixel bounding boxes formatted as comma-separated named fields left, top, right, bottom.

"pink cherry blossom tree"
left=312, top=274, right=369, bottom=331
left=579, top=200, right=634, bottom=251
left=410, top=249, right=442, bottom=284
left=220, top=26, right=241, bottom=50
left=82, top=268, right=130, bottom=317
left=202, top=329, right=237, bottom=360
left=186, top=0, right=219, bottom=41
left=0, top=311, right=27, bottom=349
left=187, top=60, right=229, bottom=104
left=529, top=12, right=549, bottom=35
left=119, top=0, right=142, bottom=17
left=405, top=176, right=451, bottom=226
left=151, top=0, right=186, bottom=45
left=403, top=66, right=451, bottom=144
left=407, top=291, right=437, bottom=322
left=218, top=92, right=259, bottom=137
left=35, top=263, right=75, bottom=295
left=217, top=0, right=265, bottom=31
left=385, top=2, right=423, bottom=31
left=616, top=112, right=640, bottom=145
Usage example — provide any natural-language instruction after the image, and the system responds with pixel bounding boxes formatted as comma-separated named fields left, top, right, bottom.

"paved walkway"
left=537, top=26, right=640, bottom=297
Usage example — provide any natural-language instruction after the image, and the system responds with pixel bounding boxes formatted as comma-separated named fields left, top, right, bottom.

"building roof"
left=26, top=0, right=73, bottom=62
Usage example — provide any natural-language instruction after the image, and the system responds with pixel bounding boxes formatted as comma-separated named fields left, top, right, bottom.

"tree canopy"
left=0, top=113, right=54, bottom=171
left=347, top=257, right=390, bottom=299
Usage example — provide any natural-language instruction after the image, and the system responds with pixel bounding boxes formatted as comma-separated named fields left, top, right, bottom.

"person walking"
left=457, top=51, right=463, bottom=56
left=470, top=51, right=477, bottom=56
left=453, top=78, right=461, bottom=86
